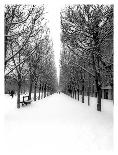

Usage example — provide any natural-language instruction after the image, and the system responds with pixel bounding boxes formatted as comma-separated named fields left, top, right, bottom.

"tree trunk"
left=29, top=82, right=32, bottom=100
left=73, top=89, right=74, bottom=98
left=82, top=89, right=84, bottom=103
left=97, top=84, right=102, bottom=111
left=82, top=79, right=84, bottom=103
left=44, top=90, right=45, bottom=98
left=17, top=49, right=21, bottom=108
left=45, top=86, right=47, bottom=97
left=111, top=84, right=113, bottom=101
left=38, top=87, right=41, bottom=100
left=34, top=82, right=37, bottom=101
left=78, top=89, right=79, bottom=101
left=44, top=84, right=46, bottom=98
left=94, top=72, right=102, bottom=111
left=29, top=76, right=33, bottom=100
left=92, top=27, right=102, bottom=111
left=17, top=74, right=21, bottom=108
left=41, top=85, right=43, bottom=99
left=88, top=86, right=90, bottom=106
left=88, top=75, right=90, bottom=106
left=75, top=90, right=76, bottom=99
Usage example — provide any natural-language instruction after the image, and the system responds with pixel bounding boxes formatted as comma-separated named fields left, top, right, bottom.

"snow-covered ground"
left=4, top=93, right=113, bottom=155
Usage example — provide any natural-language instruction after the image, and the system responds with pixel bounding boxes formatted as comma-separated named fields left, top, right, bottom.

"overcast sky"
left=46, top=3, right=61, bottom=82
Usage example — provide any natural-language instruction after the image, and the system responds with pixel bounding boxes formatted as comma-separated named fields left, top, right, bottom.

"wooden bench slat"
left=24, top=100, right=32, bottom=103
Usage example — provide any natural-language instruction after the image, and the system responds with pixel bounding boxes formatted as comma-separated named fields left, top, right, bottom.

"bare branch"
left=5, top=45, right=38, bottom=76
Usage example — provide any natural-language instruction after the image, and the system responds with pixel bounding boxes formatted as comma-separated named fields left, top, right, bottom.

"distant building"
left=90, top=84, right=113, bottom=100
left=101, top=86, right=113, bottom=100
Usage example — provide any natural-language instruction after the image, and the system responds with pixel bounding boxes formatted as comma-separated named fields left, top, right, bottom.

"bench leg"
left=22, top=101, right=31, bottom=107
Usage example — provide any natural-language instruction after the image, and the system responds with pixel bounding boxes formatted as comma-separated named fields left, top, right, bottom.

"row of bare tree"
left=4, top=5, right=58, bottom=108
left=59, top=4, right=113, bottom=111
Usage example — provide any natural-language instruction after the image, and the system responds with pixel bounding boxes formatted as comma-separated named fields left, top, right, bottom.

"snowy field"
left=4, top=93, right=113, bottom=155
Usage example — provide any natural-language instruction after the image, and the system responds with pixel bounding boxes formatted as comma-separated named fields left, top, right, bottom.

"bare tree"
left=60, top=4, right=113, bottom=111
left=4, top=5, right=47, bottom=108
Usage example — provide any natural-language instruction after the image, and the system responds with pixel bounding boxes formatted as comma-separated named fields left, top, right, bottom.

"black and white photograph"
left=1, top=0, right=117, bottom=155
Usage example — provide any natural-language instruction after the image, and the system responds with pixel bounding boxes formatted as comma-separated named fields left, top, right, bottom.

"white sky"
left=45, top=3, right=61, bottom=83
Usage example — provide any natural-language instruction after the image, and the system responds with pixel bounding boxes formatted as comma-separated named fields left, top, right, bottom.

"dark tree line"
left=4, top=5, right=58, bottom=108
left=59, top=4, right=113, bottom=111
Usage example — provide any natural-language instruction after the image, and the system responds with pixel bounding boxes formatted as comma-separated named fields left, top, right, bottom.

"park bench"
left=20, top=96, right=32, bottom=106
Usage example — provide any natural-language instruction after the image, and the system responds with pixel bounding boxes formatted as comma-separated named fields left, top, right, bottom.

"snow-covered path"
left=4, top=93, right=113, bottom=155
